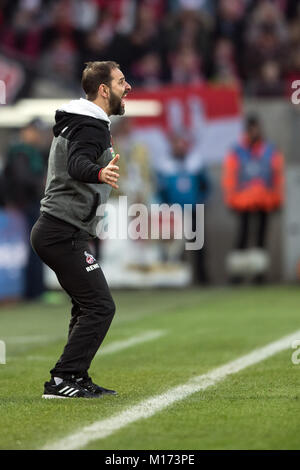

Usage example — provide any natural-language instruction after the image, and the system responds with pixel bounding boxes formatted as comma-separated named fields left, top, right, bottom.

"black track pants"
left=235, top=210, right=269, bottom=250
left=30, top=212, right=115, bottom=378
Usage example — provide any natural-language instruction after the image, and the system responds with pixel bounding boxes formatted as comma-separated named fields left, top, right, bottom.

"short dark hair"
left=245, top=114, right=260, bottom=129
left=81, top=61, right=120, bottom=101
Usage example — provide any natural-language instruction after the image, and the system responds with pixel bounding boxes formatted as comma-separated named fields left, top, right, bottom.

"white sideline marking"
left=96, top=330, right=166, bottom=356
left=19, top=330, right=166, bottom=361
left=42, top=329, right=300, bottom=450
left=5, top=335, right=62, bottom=344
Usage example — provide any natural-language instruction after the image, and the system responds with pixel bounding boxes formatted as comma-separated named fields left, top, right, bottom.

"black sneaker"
left=42, top=378, right=101, bottom=399
left=76, top=376, right=117, bottom=396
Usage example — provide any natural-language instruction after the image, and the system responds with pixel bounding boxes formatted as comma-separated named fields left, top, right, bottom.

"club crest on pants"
left=84, top=251, right=96, bottom=264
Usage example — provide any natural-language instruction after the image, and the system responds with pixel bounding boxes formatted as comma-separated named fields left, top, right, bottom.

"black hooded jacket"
left=40, top=98, right=114, bottom=237
left=53, top=110, right=111, bottom=183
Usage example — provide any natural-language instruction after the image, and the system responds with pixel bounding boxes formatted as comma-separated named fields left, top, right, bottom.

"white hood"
left=58, top=98, right=111, bottom=128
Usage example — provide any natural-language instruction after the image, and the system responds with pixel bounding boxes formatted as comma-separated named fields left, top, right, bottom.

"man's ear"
left=98, top=84, right=109, bottom=99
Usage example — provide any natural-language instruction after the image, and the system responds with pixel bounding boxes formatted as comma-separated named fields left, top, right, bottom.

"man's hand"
left=99, top=154, right=120, bottom=189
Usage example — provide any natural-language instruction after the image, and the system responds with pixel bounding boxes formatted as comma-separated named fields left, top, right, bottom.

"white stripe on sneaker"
left=68, top=389, right=79, bottom=397
left=59, top=386, right=70, bottom=394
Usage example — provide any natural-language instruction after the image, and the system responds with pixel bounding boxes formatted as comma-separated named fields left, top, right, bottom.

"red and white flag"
left=127, top=84, right=242, bottom=168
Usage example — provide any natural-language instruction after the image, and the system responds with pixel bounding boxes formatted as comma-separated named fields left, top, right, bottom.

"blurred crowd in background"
left=1, top=0, right=300, bottom=100
left=0, top=111, right=285, bottom=299
left=0, top=0, right=294, bottom=301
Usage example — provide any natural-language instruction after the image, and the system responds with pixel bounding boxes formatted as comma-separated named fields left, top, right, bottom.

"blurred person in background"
left=163, top=7, right=212, bottom=82
left=77, top=4, right=120, bottom=73
left=213, top=0, right=247, bottom=78
left=91, top=117, right=154, bottom=264
left=169, top=45, right=204, bottom=85
left=130, top=52, right=164, bottom=88
left=40, top=36, right=79, bottom=90
left=163, top=7, right=212, bottom=56
left=243, top=1, right=288, bottom=93
left=112, top=117, right=153, bottom=205
left=109, top=2, right=164, bottom=86
left=284, top=13, right=300, bottom=92
left=222, top=114, right=284, bottom=284
left=40, top=0, right=82, bottom=92
left=210, top=37, right=240, bottom=85
left=247, top=59, right=285, bottom=97
left=2, top=118, right=48, bottom=299
left=111, top=117, right=157, bottom=272
left=0, top=0, right=44, bottom=63
left=156, top=130, right=211, bottom=284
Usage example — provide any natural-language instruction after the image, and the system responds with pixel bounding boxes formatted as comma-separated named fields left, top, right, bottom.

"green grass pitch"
left=0, top=286, right=300, bottom=450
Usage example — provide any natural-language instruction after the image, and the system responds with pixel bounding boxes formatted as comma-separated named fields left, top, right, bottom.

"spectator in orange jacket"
left=222, top=114, right=284, bottom=282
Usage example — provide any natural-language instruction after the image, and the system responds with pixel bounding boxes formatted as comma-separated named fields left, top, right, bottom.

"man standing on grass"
left=31, top=61, right=131, bottom=399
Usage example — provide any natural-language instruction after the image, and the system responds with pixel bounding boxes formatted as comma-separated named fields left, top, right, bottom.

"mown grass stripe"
left=11, top=330, right=166, bottom=362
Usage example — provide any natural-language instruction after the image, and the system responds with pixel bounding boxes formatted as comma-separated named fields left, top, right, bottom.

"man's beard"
left=109, top=89, right=125, bottom=116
